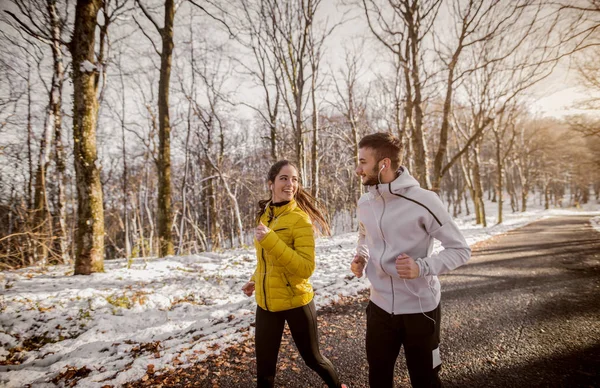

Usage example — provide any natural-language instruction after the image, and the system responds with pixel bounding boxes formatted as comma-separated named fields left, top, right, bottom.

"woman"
left=242, top=160, right=346, bottom=388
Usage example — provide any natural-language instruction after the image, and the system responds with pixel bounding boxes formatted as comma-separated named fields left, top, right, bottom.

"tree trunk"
left=472, top=144, right=486, bottom=226
left=495, top=130, right=503, bottom=224
left=206, top=178, right=220, bottom=250
left=144, top=158, right=155, bottom=255
left=506, top=168, right=517, bottom=212
left=48, top=0, right=67, bottom=264
left=544, top=178, right=550, bottom=210
left=120, top=71, right=131, bottom=259
left=516, top=162, right=529, bottom=212
left=295, top=80, right=306, bottom=179
left=394, top=61, right=410, bottom=176
left=70, top=0, right=104, bottom=275
left=27, top=64, right=34, bottom=210
left=269, top=105, right=278, bottom=165
left=521, top=184, right=529, bottom=212
left=402, top=43, right=416, bottom=176
left=310, top=74, right=319, bottom=199
left=221, top=177, right=244, bottom=247
left=460, top=152, right=475, bottom=220
left=432, top=58, right=459, bottom=193
left=157, top=0, right=175, bottom=256
left=406, top=8, right=430, bottom=190
left=33, top=88, right=54, bottom=263
left=178, top=102, right=192, bottom=255
left=270, top=104, right=278, bottom=161
left=352, top=132, right=361, bottom=201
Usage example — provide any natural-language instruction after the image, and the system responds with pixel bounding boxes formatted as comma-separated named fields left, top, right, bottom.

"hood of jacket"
left=363, top=167, right=420, bottom=197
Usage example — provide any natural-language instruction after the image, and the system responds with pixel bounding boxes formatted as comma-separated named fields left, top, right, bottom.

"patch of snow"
left=79, top=60, right=97, bottom=73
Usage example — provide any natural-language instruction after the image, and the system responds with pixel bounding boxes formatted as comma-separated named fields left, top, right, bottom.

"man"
left=351, top=132, right=471, bottom=387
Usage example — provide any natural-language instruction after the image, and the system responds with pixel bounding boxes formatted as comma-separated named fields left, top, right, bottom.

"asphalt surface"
left=129, top=215, right=600, bottom=387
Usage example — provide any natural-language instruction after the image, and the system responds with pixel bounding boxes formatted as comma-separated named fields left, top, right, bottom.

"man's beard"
left=362, top=166, right=380, bottom=186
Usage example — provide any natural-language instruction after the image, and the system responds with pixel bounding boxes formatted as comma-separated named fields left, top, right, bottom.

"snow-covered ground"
left=1, top=198, right=599, bottom=387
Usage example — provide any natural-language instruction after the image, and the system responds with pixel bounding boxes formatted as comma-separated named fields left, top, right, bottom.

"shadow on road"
left=444, top=344, right=600, bottom=388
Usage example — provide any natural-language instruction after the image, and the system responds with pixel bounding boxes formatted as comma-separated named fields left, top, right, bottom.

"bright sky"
left=318, top=1, right=597, bottom=120
left=1, top=197, right=599, bottom=387
left=527, top=60, right=597, bottom=118
left=530, top=87, right=589, bottom=118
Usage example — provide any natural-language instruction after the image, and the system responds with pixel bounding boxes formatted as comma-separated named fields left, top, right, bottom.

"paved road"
left=129, top=215, right=600, bottom=387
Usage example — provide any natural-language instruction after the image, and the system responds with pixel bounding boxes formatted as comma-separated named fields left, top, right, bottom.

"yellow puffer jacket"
left=252, top=200, right=315, bottom=312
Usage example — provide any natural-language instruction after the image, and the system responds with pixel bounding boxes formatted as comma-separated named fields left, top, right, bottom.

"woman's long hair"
left=256, top=160, right=331, bottom=236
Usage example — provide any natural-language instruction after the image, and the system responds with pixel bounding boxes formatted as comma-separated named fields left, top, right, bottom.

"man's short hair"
left=358, top=132, right=403, bottom=170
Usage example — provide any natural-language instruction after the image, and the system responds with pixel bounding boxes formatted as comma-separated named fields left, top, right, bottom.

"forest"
left=0, top=0, right=599, bottom=273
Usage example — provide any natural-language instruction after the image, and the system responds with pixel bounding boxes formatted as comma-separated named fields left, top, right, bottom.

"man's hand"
left=351, top=254, right=367, bottom=278
left=255, top=222, right=270, bottom=242
left=396, top=253, right=419, bottom=279
left=242, top=281, right=255, bottom=297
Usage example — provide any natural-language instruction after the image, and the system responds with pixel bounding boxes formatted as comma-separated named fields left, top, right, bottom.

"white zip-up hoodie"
left=357, top=167, right=471, bottom=314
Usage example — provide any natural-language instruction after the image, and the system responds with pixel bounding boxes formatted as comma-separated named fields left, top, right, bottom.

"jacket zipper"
left=261, top=211, right=282, bottom=312
left=261, top=212, right=275, bottom=312
left=261, top=247, right=268, bottom=311
left=376, top=186, right=395, bottom=315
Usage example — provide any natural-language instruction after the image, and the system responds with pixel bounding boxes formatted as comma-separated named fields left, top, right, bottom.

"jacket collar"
left=266, top=199, right=297, bottom=222
left=365, top=167, right=420, bottom=196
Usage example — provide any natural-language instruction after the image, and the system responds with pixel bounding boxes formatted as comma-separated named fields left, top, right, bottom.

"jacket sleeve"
left=356, top=222, right=370, bottom=260
left=418, top=194, right=471, bottom=277
left=258, top=215, right=315, bottom=279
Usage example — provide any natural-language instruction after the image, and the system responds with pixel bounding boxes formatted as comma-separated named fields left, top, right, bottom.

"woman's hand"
left=242, top=281, right=255, bottom=297
left=255, top=221, right=270, bottom=242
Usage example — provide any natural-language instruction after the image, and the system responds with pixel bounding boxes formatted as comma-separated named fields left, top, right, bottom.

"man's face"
left=356, top=147, right=380, bottom=186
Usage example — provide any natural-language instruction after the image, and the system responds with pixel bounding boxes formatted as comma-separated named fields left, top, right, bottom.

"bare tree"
left=491, top=104, right=519, bottom=223
left=330, top=42, right=370, bottom=203
left=236, top=0, right=283, bottom=162
left=135, top=0, right=176, bottom=257
left=135, top=0, right=230, bottom=256
left=566, top=47, right=600, bottom=137
left=4, top=0, right=73, bottom=262
left=362, top=0, right=441, bottom=188
left=431, top=0, right=538, bottom=193
left=70, top=0, right=104, bottom=274
left=103, top=44, right=132, bottom=259
left=262, top=0, right=323, bottom=178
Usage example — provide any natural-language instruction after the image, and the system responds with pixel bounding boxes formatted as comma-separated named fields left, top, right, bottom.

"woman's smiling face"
left=270, top=165, right=299, bottom=203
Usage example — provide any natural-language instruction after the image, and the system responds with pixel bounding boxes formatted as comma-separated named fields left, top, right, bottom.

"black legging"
left=255, top=300, right=341, bottom=388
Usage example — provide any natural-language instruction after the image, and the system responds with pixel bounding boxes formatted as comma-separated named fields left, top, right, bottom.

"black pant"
left=366, top=301, right=442, bottom=388
left=255, top=300, right=341, bottom=388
